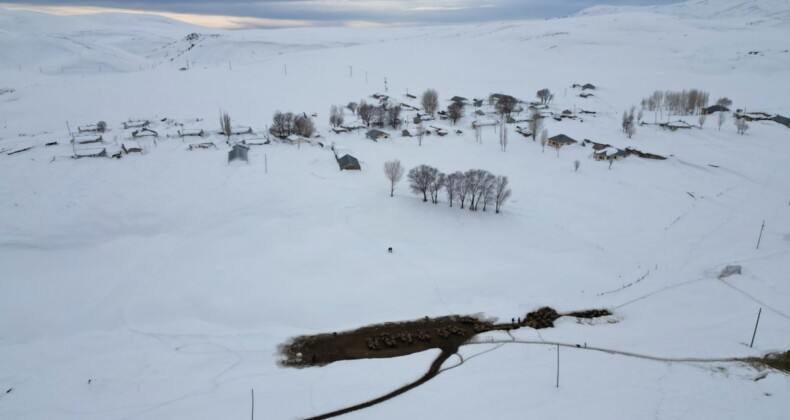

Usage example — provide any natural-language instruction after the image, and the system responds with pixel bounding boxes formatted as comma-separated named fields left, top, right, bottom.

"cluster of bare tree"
left=536, top=88, right=553, bottom=104
left=422, top=89, right=439, bottom=116
left=640, top=89, right=710, bottom=115
left=357, top=100, right=402, bottom=128
left=735, top=117, right=749, bottom=135
left=622, top=107, right=636, bottom=138
left=447, top=102, right=464, bottom=124
left=402, top=164, right=512, bottom=213
left=495, top=95, right=518, bottom=117
left=219, top=110, right=231, bottom=140
left=529, top=108, right=543, bottom=142
left=329, top=105, right=344, bottom=127
left=270, top=111, right=315, bottom=138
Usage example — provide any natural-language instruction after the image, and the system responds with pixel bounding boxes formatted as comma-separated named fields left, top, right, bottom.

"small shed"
left=337, top=154, right=360, bottom=170
left=659, top=121, right=693, bottom=131
left=472, top=119, right=500, bottom=128
left=188, top=142, right=217, bottom=150
left=132, top=127, right=159, bottom=138
left=78, top=124, right=102, bottom=133
left=178, top=128, right=204, bottom=137
left=121, top=141, right=142, bottom=154
left=73, top=147, right=107, bottom=158
left=702, top=105, right=729, bottom=115
left=223, top=126, right=253, bottom=136
left=547, top=134, right=578, bottom=148
left=582, top=83, right=596, bottom=90
left=123, top=120, right=150, bottom=129
left=593, top=148, right=629, bottom=161
left=283, top=135, right=310, bottom=145
left=228, top=144, right=249, bottom=164
left=242, top=137, right=269, bottom=146
left=72, top=134, right=103, bottom=144
left=366, top=129, right=390, bottom=141
left=450, top=96, right=468, bottom=103
left=583, top=139, right=612, bottom=150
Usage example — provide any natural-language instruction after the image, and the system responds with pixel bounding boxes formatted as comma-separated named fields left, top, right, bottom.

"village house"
left=366, top=129, right=390, bottom=141
left=547, top=134, right=578, bottom=148
left=121, top=141, right=142, bottom=154
left=337, top=154, right=361, bottom=170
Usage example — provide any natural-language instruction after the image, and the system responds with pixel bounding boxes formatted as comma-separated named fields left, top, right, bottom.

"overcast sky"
left=0, top=1, right=683, bottom=28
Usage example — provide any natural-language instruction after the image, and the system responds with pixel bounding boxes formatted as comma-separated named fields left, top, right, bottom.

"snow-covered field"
left=1, top=0, right=789, bottom=418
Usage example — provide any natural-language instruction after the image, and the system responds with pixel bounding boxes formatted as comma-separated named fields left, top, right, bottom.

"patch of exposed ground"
left=278, top=307, right=612, bottom=368
left=749, top=351, right=790, bottom=373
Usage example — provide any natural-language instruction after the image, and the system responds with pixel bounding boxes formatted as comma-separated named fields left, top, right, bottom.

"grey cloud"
left=4, top=1, right=683, bottom=26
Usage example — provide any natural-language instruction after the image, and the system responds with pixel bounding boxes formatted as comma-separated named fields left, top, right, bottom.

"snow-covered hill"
left=579, top=0, right=790, bottom=24
left=1, top=1, right=789, bottom=419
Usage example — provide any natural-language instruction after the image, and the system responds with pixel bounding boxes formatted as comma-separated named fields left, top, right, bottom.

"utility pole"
left=756, top=221, right=765, bottom=249
left=750, top=308, right=762, bottom=348
left=556, top=344, right=560, bottom=388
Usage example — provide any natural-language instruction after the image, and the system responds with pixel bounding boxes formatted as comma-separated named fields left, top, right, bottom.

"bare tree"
left=96, top=121, right=107, bottom=133
left=574, top=160, right=580, bottom=172
left=219, top=110, right=231, bottom=141
left=540, top=129, right=548, bottom=153
left=386, top=105, right=402, bottom=129
left=422, top=89, right=439, bottom=116
left=495, top=95, right=517, bottom=117
left=383, top=160, right=404, bottom=197
left=464, top=169, right=482, bottom=210
left=347, top=102, right=358, bottom=115
left=270, top=111, right=294, bottom=138
left=493, top=175, right=512, bottom=213
left=371, top=105, right=386, bottom=127
left=475, top=124, right=482, bottom=144
left=622, top=107, right=636, bottom=138
left=698, top=113, right=707, bottom=128
left=447, top=102, right=464, bottom=125
left=717, top=112, right=726, bottom=130
left=529, top=108, right=543, bottom=142
left=537, top=88, right=551, bottom=104
left=457, top=172, right=471, bottom=209
left=716, top=97, right=733, bottom=108
left=464, top=169, right=494, bottom=211
left=358, top=100, right=373, bottom=127
left=735, top=117, right=749, bottom=135
left=417, top=121, right=425, bottom=146
left=293, top=113, right=315, bottom=138
left=330, top=105, right=344, bottom=127
left=444, top=171, right=462, bottom=207
left=408, top=164, right=438, bottom=202
left=479, top=171, right=496, bottom=211
left=429, top=172, right=445, bottom=204
left=499, top=120, right=508, bottom=152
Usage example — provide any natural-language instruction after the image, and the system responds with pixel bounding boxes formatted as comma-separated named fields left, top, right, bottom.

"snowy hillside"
left=579, top=0, right=790, bottom=24
left=1, top=1, right=789, bottom=419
